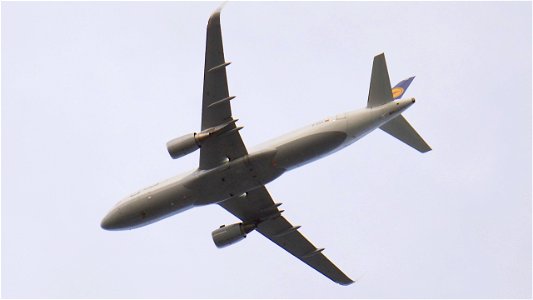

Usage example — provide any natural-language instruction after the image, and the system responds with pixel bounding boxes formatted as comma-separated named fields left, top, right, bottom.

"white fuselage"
left=101, top=98, right=414, bottom=230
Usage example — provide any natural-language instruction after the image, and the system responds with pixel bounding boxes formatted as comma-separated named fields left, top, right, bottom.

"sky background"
left=2, top=1, right=531, bottom=298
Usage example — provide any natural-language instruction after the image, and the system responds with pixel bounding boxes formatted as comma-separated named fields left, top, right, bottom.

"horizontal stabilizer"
left=392, top=76, right=415, bottom=100
left=380, top=115, right=432, bottom=153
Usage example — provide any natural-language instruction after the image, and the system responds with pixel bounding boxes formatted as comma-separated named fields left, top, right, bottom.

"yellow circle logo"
left=392, top=87, right=404, bottom=99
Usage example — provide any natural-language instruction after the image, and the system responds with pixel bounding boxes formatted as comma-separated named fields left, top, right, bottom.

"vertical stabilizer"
left=392, top=76, right=415, bottom=100
left=367, top=53, right=393, bottom=108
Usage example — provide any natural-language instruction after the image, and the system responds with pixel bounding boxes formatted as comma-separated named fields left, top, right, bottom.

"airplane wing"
left=199, top=11, right=248, bottom=170
left=219, top=186, right=354, bottom=285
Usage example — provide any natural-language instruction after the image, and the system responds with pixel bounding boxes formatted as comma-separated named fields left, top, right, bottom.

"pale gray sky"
left=2, top=1, right=531, bottom=298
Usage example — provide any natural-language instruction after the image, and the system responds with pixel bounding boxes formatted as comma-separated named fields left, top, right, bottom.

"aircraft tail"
left=367, top=54, right=416, bottom=107
left=367, top=53, right=431, bottom=153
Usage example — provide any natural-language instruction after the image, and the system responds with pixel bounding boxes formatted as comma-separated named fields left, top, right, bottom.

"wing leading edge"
left=219, top=187, right=354, bottom=286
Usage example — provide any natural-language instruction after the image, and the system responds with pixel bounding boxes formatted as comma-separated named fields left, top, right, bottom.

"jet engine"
left=166, top=132, right=210, bottom=159
left=166, top=119, right=240, bottom=159
left=212, top=223, right=256, bottom=248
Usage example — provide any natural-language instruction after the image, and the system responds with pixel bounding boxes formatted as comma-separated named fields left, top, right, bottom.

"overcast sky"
left=2, top=1, right=531, bottom=298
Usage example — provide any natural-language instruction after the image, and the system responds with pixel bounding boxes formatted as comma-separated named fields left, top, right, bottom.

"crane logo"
left=392, top=87, right=404, bottom=99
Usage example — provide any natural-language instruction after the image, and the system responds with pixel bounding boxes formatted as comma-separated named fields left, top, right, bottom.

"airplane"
left=101, top=9, right=431, bottom=286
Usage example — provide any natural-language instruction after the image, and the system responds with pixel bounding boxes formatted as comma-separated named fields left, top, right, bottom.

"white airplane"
left=101, top=10, right=431, bottom=285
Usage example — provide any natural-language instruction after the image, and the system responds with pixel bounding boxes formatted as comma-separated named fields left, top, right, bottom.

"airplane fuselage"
left=101, top=98, right=415, bottom=230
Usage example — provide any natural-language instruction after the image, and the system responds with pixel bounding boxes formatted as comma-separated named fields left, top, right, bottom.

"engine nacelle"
left=167, top=119, right=241, bottom=159
left=212, top=223, right=256, bottom=248
left=166, top=132, right=209, bottom=159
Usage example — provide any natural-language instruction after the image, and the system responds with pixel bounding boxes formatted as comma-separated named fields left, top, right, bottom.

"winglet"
left=209, top=2, right=227, bottom=24
left=215, top=1, right=228, bottom=14
left=208, top=2, right=228, bottom=28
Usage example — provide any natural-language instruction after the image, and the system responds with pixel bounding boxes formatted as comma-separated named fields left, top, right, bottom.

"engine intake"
left=212, top=223, right=256, bottom=248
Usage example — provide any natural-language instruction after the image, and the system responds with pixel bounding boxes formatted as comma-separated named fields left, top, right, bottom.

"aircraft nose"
left=411, top=97, right=416, bottom=103
left=101, top=208, right=122, bottom=230
left=100, top=214, right=114, bottom=230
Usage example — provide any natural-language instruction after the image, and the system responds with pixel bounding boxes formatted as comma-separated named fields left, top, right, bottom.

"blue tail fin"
left=392, top=76, right=415, bottom=100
